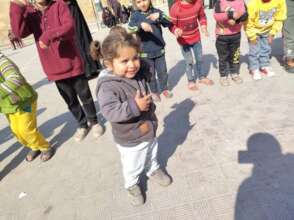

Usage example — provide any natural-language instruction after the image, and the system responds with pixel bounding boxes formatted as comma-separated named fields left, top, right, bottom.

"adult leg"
left=55, top=77, right=88, bottom=128
left=72, top=75, right=98, bottom=125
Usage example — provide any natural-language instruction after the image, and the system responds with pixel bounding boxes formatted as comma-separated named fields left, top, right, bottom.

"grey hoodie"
left=96, top=68, right=157, bottom=147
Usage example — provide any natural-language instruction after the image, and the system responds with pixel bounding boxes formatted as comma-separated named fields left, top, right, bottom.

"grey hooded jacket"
left=96, top=68, right=157, bottom=147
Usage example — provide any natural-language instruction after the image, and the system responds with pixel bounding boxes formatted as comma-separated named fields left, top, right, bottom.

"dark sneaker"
left=127, top=184, right=144, bottom=206
left=149, top=169, right=172, bottom=187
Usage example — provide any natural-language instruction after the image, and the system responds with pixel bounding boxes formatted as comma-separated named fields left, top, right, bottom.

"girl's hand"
left=174, top=28, right=183, bottom=38
left=141, top=22, right=153, bottom=33
left=201, top=25, right=209, bottom=37
left=134, top=90, right=152, bottom=112
left=228, top=19, right=236, bottom=26
left=39, top=41, right=48, bottom=49
left=146, top=12, right=160, bottom=21
left=11, top=0, right=27, bottom=6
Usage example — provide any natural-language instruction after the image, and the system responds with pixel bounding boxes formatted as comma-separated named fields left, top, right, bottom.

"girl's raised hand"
left=174, top=28, right=183, bottom=38
left=134, top=90, right=152, bottom=112
left=146, top=12, right=160, bottom=21
left=141, top=22, right=153, bottom=32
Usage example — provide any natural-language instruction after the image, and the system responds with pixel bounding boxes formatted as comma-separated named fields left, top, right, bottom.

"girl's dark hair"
left=90, top=32, right=140, bottom=62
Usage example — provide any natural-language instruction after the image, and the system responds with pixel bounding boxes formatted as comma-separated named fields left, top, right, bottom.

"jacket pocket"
left=42, top=40, right=73, bottom=75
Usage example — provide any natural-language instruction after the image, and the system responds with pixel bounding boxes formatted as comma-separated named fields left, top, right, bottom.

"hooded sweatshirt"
left=245, top=0, right=287, bottom=41
left=10, top=0, right=84, bottom=81
left=169, top=0, right=207, bottom=45
left=214, top=0, right=248, bottom=36
left=96, top=67, right=157, bottom=147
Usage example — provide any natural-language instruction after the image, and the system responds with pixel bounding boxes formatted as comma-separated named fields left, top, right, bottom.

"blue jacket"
left=128, top=7, right=171, bottom=58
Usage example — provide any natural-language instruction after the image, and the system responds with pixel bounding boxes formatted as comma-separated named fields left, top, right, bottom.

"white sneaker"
left=74, top=127, right=90, bottom=142
left=251, top=69, right=262, bottom=80
left=260, top=66, right=275, bottom=77
left=90, top=123, right=105, bottom=138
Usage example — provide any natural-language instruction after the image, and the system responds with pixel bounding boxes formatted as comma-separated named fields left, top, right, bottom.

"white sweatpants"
left=116, top=138, right=160, bottom=189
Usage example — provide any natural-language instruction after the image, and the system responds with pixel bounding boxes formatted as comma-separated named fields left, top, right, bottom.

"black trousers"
left=216, top=33, right=241, bottom=77
left=55, top=75, right=98, bottom=128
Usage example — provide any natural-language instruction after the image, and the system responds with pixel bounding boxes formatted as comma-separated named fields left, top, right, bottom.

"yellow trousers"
left=6, top=101, right=49, bottom=151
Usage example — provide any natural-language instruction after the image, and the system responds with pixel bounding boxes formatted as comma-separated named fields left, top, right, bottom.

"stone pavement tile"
left=113, top=213, right=155, bottom=220
left=153, top=203, right=197, bottom=220
left=192, top=200, right=216, bottom=220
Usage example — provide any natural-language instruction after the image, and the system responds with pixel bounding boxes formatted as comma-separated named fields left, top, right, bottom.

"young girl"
left=170, top=0, right=214, bottom=91
left=245, top=0, right=286, bottom=80
left=10, top=0, right=104, bottom=142
left=214, top=0, right=248, bottom=86
left=0, top=52, right=54, bottom=162
left=128, top=0, right=172, bottom=101
left=94, top=31, right=171, bottom=206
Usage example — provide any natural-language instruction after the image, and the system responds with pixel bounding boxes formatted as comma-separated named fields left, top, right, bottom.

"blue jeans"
left=248, top=35, right=271, bottom=71
left=143, top=55, right=168, bottom=93
left=180, top=42, right=205, bottom=82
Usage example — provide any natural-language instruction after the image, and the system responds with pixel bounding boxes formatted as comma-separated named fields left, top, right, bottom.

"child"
left=245, top=0, right=287, bottom=80
left=284, top=0, right=294, bottom=73
left=0, top=52, right=54, bottom=162
left=10, top=0, right=104, bottom=142
left=94, top=32, right=171, bottom=206
left=170, top=0, right=214, bottom=91
left=128, top=0, right=172, bottom=101
left=214, top=0, right=248, bottom=86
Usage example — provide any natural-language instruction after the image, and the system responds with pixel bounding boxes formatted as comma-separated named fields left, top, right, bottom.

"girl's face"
left=106, top=46, right=140, bottom=79
left=135, top=0, right=151, bottom=12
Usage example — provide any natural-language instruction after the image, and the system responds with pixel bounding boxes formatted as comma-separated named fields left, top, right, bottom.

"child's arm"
left=97, top=84, right=141, bottom=123
left=128, top=11, right=152, bottom=33
left=245, top=3, right=258, bottom=43
left=198, top=2, right=209, bottom=37
left=39, top=2, right=75, bottom=48
left=147, top=9, right=171, bottom=28
left=269, top=0, right=287, bottom=37
left=0, top=56, right=25, bottom=103
left=168, top=4, right=183, bottom=37
left=10, top=0, right=33, bottom=39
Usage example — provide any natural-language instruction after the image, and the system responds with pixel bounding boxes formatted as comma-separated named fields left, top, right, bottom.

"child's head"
left=91, top=33, right=141, bottom=79
left=109, top=25, right=128, bottom=36
left=132, top=0, right=151, bottom=12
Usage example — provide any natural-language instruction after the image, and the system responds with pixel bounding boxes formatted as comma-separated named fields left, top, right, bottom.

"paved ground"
left=1, top=7, right=294, bottom=220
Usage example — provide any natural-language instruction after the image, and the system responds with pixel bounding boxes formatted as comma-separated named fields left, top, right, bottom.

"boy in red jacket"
left=10, top=0, right=104, bottom=141
left=170, top=0, right=213, bottom=91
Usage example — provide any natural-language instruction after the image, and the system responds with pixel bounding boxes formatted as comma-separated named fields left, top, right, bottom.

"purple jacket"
left=10, top=1, right=84, bottom=81
left=214, top=0, right=247, bottom=36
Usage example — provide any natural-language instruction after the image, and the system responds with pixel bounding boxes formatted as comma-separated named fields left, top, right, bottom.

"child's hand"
left=249, top=38, right=258, bottom=44
left=228, top=19, right=236, bottom=26
left=268, top=35, right=274, bottom=44
left=174, top=28, right=183, bottom=38
left=233, top=11, right=243, bottom=20
left=141, top=22, right=153, bottom=33
left=11, top=0, right=27, bottom=6
left=9, top=93, right=21, bottom=104
left=39, top=41, right=48, bottom=49
left=146, top=12, right=160, bottom=21
left=134, top=90, right=152, bottom=112
left=201, top=25, right=209, bottom=37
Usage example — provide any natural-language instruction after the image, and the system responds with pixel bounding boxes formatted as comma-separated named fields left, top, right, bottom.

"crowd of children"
left=2, top=0, right=290, bottom=206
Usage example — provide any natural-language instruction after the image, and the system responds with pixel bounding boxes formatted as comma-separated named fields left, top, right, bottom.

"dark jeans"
left=55, top=75, right=98, bottom=128
left=216, top=33, right=241, bottom=77
left=143, top=55, right=168, bottom=93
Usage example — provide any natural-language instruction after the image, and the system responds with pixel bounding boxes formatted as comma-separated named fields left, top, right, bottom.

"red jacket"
left=10, top=1, right=84, bottom=81
left=169, top=0, right=207, bottom=45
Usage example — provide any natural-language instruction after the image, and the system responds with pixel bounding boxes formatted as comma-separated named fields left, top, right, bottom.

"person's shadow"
left=157, top=98, right=196, bottom=169
left=235, top=133, right=294, bottom=219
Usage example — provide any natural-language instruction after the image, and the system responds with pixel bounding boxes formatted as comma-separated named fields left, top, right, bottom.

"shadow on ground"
left=235, top=133, right=294, bottom=219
